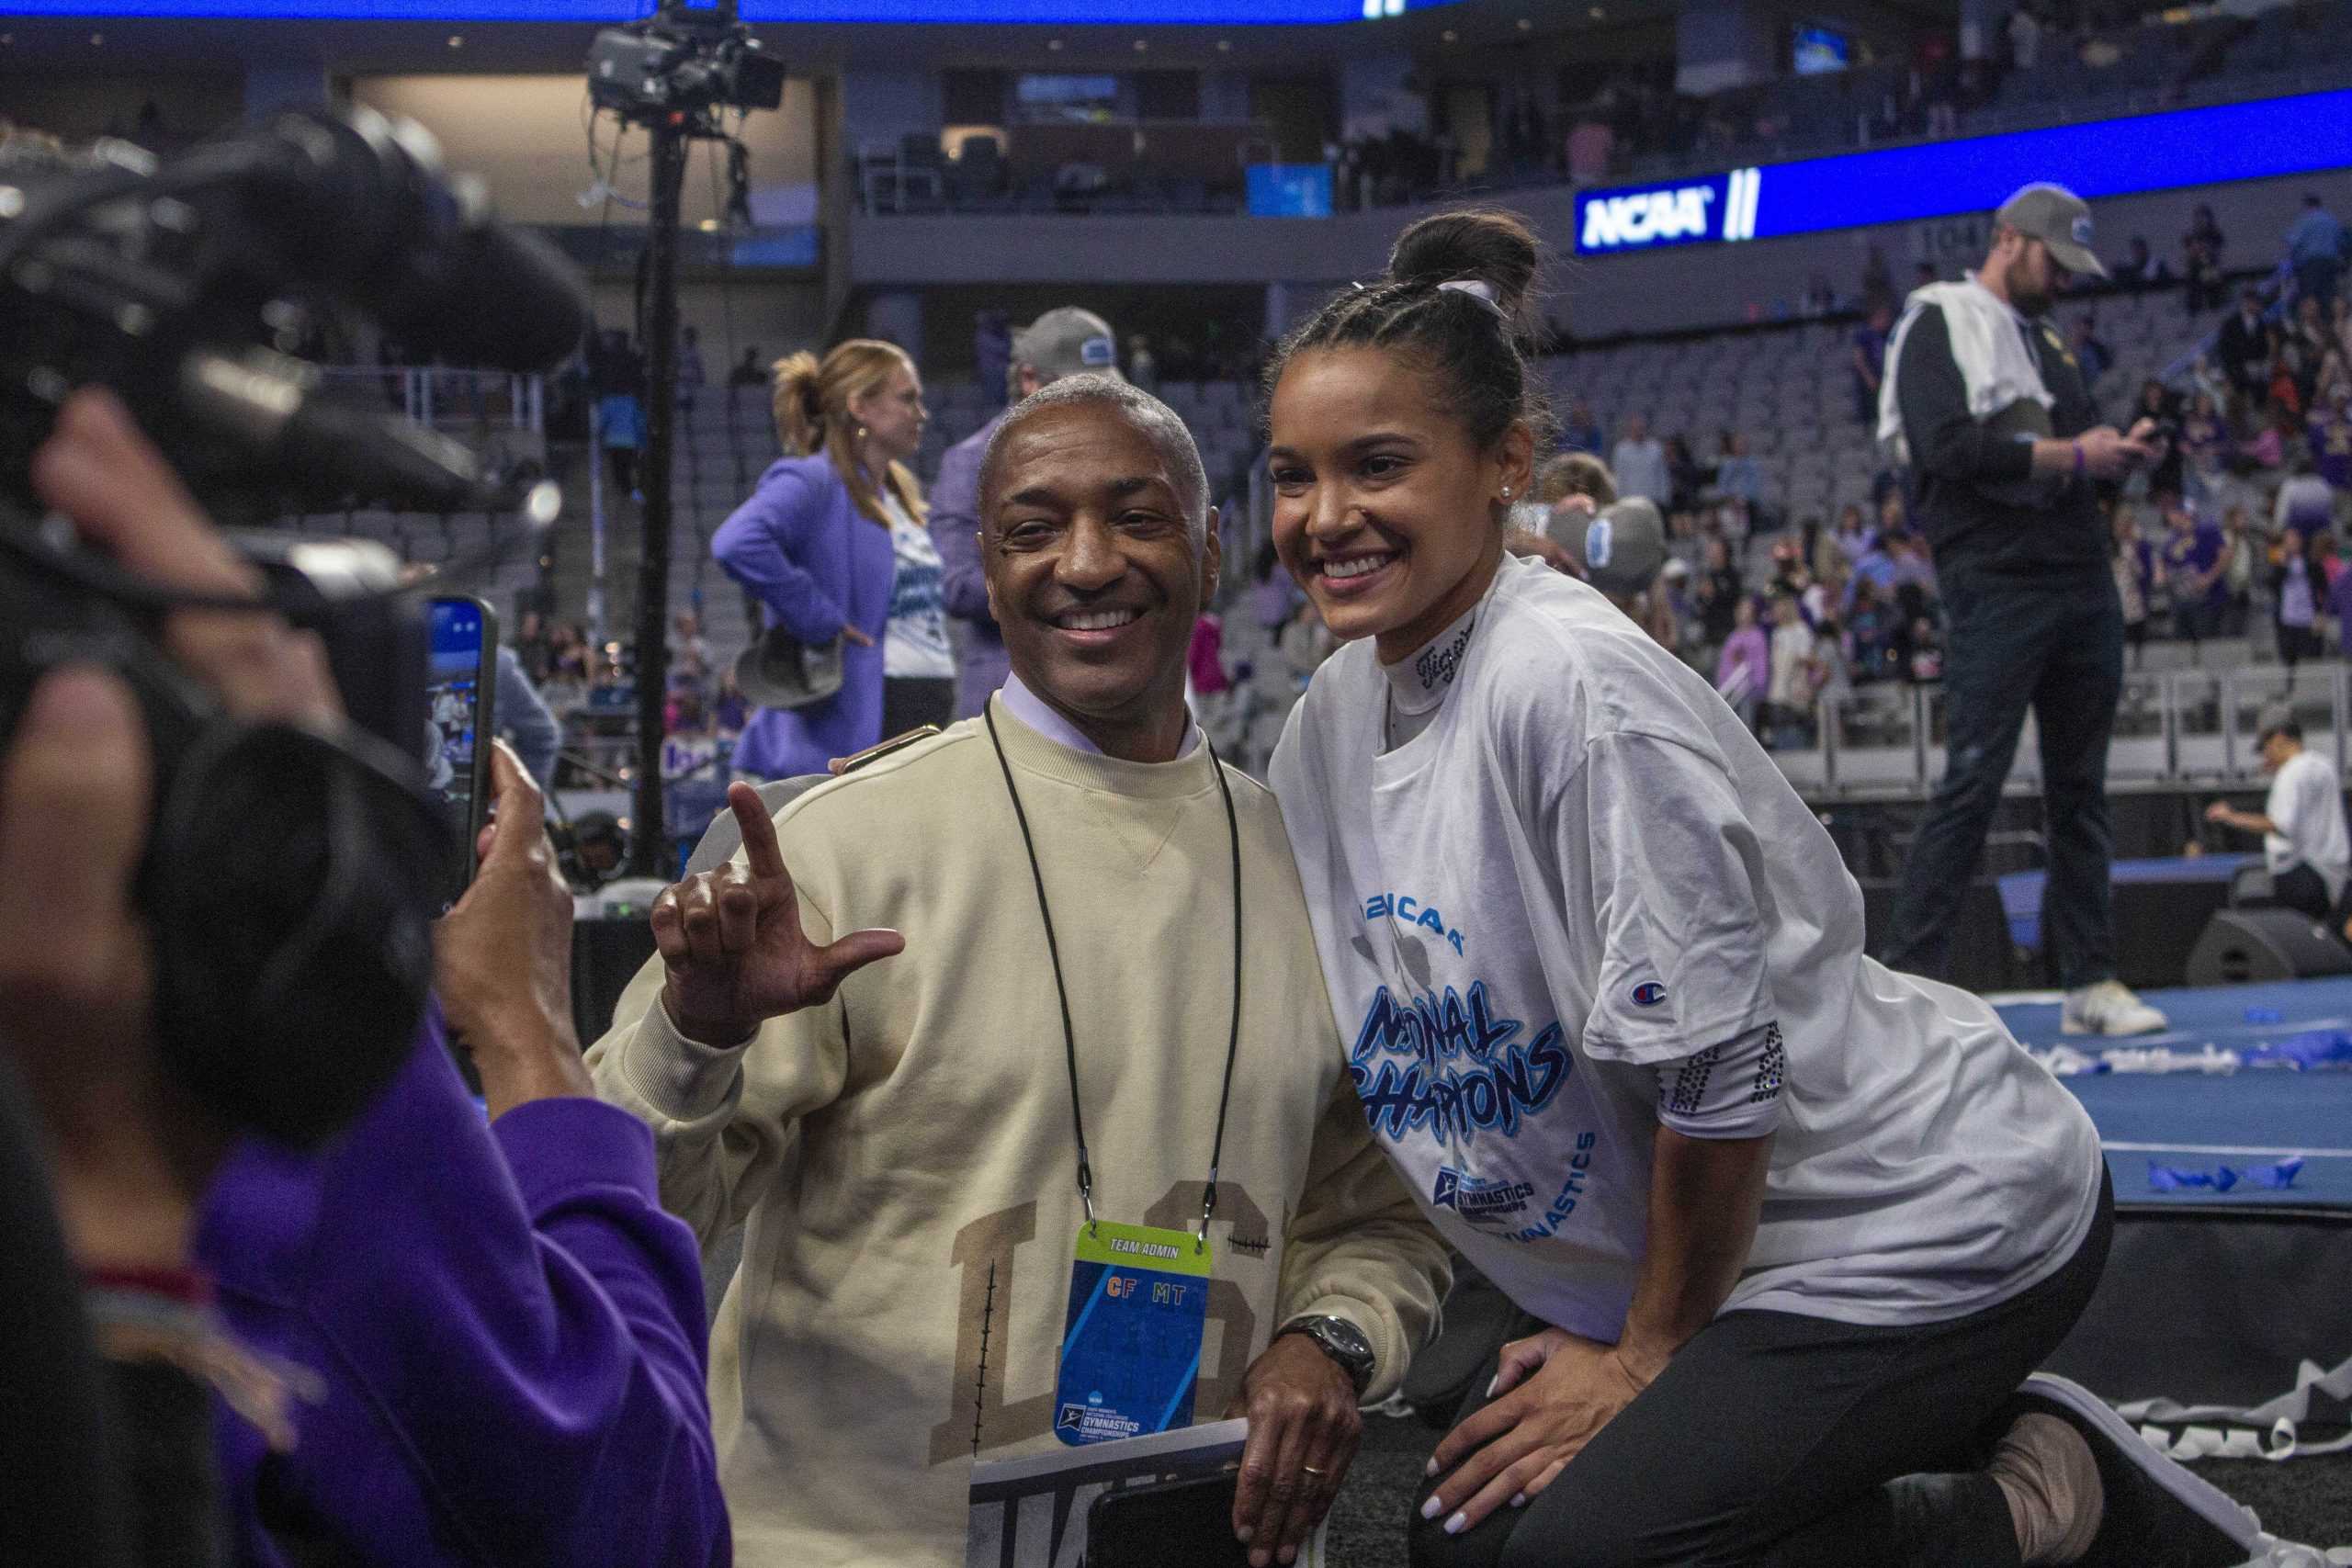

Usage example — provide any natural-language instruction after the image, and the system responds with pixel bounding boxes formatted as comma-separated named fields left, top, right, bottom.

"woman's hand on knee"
left=1420, top=1332, right=1647, bottom=1538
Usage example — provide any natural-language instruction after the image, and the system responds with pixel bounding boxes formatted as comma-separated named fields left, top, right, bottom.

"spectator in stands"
left=1845, top=576, right=1898, bottom=682
left=1610, top=412, right=1669, bottom=502
left=496, top=643, right=563, bottom=790
left=2220, top=503, right=2257, bottom=639
left=2110, top=235, right=2167, bottom=289
left=1715, top=592, right=1769, bottom=729
left=1831, top=500, right=1874, bottom=565
left=2205, top=706, right=2351, bottom=925
left=2007, top=4, right=2041, bottom=69
left=716, top=338, right=930, bottom=779
left=1694, top=532, right=1742, bottom=649
left=2276, top=454, right=2335, bottom=537
left=2217, top=285, right=2276, bottom=423
left=1126, top=333, right=1158, bottom=394
left=1765, top=592, right=1817, bottom=749
left=2180, top=389, right=2230, bottom=502
left=676, top=324, right=706, bottom=413
left=1663, top=432, right=1706, bottom=513
left=594, top=330, right=648, bottom=499
left=1800, top=271, right=1837, bottom=320
left=1851, top=302, right=1893, bottom=426
left=2286, top=193, right=2348, bottom=311
left=2157, top=493, right=2229, bottom=655
left=2111, top=507, right=2153, bottom=667
left=711, top=665, right=748, bottom=734
left=929, top=307, right=1121, bottom=719
left=2067, top=312, right=2111, bottom=392
left=2312, top=379, right=2352, bottom=491
left=729, top=345, right=764, bottom=389
left=1713, top=430, right=1768, bottom=513
left=2181, top=205, right=2227, bottom=312
left=2131, top=378, right=2185, bottom=498
left=2273, top=524, right=2326, bottom=682
left=1559, top=397, right=1605, bottom=456
left=1881, top=182, right=2171, bottom=1033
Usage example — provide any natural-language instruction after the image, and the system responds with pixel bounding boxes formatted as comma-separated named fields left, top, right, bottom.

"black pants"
left=2278, top=621, right=2323, bottom=680
left=2272, top=862, right=2333, bottom=922
left=1410, top=1171, right=2114, bottom=1568
left=1887, top=567, right=2124, bottom=988
left=881, top=676, right=954, bottom=738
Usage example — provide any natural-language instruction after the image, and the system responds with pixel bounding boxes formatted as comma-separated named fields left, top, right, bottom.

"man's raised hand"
left=652, top=781, right=903, bottom=1043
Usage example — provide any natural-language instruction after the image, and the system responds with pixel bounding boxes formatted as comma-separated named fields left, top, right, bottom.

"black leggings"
left=1410, top=1169, right=2115, bottom=1568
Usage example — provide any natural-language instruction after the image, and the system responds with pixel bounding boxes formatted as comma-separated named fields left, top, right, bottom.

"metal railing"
left=1773, top=662, right=2351, bottom=800
left=315, top=367, right=546, bottom=437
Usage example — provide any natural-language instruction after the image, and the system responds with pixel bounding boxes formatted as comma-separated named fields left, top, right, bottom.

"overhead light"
left=1216, top=38, right=1232, bottom=51
left=697, top=218, right=719, bottom=231
left=1589, top=4, right=1605, bottom=16
left=1442, top=28, right=1457, bottom=41
left=1517, top=17, right=1534, bottom=29
left=89, top=31, right=105, bottom=44
left=1132, top=37, right=1148, bottom=51
left=1046, top=37, right=1063, bottom=50
left=447, top=32, right=464, bottom=46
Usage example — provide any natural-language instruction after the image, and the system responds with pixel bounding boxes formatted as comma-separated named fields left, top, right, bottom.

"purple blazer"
left=712, top=454, right=894, bottom=779
left=928, top=412, right=1011, bottom=718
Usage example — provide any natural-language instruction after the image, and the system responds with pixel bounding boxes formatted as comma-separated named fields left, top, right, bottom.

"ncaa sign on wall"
left=1575, top=167, right=1763, bottom=254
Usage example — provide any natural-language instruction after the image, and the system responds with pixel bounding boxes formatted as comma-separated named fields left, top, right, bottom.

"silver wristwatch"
left=1276, top=1314, right=1375, bottom=1395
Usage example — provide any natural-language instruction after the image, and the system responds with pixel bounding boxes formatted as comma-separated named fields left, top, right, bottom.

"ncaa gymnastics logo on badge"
left=1631, top=981, right=1668, bottom=1009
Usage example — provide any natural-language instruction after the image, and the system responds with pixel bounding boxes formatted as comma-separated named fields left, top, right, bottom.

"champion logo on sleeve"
left=1631, top=980, right=1668, bottom=1008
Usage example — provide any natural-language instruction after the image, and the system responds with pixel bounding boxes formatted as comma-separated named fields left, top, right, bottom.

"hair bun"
left=1386, top=208, right=1540, bottom=320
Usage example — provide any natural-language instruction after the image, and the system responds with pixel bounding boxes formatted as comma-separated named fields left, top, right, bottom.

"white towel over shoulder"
left=1878, top=276, right=2053, bottom=465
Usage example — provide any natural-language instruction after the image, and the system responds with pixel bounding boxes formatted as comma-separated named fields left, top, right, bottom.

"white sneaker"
left=2062, top=979, right=2169, bottom=1037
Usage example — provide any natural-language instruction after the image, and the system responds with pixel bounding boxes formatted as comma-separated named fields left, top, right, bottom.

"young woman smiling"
left=1261, top=211, right=2255, bottom=1568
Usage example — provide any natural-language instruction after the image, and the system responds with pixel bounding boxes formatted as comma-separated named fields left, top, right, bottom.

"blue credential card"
left=1054, top=1221, right=1214, bottom=1447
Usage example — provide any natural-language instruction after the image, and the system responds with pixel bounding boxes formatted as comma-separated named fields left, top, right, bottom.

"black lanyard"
left=983, top=705, right=1244, bottom=1250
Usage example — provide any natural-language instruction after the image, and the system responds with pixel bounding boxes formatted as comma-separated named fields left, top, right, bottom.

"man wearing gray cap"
left=1879, top=183, right=2171, bottom=1036
left=928, top=307, right=1122, bottom=717
left=2204, top=705, right=2352, bottom=927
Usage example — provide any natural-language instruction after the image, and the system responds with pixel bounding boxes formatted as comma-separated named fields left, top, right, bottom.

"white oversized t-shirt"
left=1270, top=558, right=2103, bottom=1337
left=2264, top=749, right=2351, bottom=901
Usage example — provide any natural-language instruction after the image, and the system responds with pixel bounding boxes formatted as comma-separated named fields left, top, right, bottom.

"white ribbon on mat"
left=2120, top=1351, right=2352, bottom=1461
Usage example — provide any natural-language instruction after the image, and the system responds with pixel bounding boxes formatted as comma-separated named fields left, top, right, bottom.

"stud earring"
left=1500, top=486, right=1512, bottom=500
left=856, top=423, right=868, bottom=443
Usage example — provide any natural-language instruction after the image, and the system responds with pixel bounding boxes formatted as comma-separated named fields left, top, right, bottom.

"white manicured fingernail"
left=1485, top=1375, right=1498, bottom=1398
left=1510, top=1494, right=1527, bottom=1509
left=1419, top=1495, right=1442, bottom=1519
left=1444, top=1512, right=1468, bottom=1536
left=1424, top=1458, right=1439, bottom=1478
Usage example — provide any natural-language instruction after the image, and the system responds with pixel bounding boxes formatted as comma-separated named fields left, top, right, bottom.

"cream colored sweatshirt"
left=587, top=700, right=1450, bottom=1567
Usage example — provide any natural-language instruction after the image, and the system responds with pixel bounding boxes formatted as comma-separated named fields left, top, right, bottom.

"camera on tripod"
left=588, top=0, right=787, bottom=122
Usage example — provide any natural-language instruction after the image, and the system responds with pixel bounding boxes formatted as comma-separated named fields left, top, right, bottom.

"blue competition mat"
left=1994, top=978, right=2352, bottom=1206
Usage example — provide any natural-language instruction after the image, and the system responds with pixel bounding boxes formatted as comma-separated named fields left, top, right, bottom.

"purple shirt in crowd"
left=1716, top=623, right=1771, bottom=699
left=196, top=1010, right=727, bottom=1568
left=2163, top=522, right=2229, bottom=613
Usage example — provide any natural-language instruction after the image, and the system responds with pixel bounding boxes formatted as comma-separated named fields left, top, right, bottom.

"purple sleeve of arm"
left=928, top=439, right=997, bottom=622
left=270, top=1037, right=728, bottom=1568
left=713, top=466, right=848, bottom=645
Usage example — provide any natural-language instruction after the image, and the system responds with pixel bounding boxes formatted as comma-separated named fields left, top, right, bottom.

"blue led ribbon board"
left=12, top=0, right=1457, bottom=18
left=1575, top=89, right=2352, bottom=256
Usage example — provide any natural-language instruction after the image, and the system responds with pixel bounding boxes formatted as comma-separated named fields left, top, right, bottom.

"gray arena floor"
left=1323, top=1407, right=2352, bottom=1564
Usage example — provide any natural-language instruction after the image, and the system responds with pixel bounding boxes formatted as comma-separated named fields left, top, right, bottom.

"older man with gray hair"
left=590, top=375, right=1450, bottom=1568
left=930, top=306, right=1125, bottom=718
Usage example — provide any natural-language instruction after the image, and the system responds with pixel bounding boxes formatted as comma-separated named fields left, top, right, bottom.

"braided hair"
left=1261, top=208, right=1555, bottom=454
